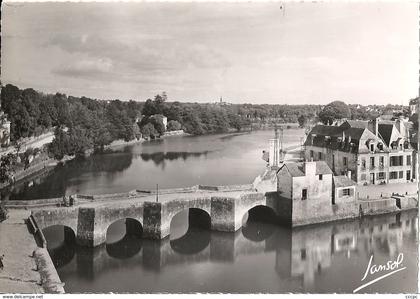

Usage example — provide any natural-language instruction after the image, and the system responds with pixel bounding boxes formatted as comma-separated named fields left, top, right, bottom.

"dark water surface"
left=4, top=129, right=304, bottom=200
left=43, top=209, right=418, bottom=293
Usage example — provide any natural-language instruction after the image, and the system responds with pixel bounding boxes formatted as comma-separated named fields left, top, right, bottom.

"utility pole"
left=156, top=184, right=159, bottom=202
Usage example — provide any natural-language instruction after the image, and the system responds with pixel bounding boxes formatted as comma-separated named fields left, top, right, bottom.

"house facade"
left=276, top=161, right=357, bottom=226
left=409, top=98, right=418, bottom=116
left=304, top=118, right=415, bottom=185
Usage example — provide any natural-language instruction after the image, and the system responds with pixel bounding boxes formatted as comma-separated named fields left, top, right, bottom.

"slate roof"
left=378, top=123, right=394, bottom=146
left=305, top=122, right=389, bottom=153
left=309, top=125, right=342, bottom=137
left=333, top=175, right=356, bottom=188
left=340, top=120, right=369, bottom=129
left=281, top=161, right=333, bottom=177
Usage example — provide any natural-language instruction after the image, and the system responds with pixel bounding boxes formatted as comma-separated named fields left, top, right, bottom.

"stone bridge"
left=30, top=186, right=282, bottom=247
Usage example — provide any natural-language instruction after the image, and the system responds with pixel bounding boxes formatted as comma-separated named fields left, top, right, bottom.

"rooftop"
left=333, top=175, right=356, bottom=188
left=280, top=161, right=333, bottom=177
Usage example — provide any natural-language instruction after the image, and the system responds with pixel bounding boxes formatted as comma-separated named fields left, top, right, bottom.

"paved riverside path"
left=0, top=209, right=43, bottom=293
left=357, top=182, right=418, bottom=200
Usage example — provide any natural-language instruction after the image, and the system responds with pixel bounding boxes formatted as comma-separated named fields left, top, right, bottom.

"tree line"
left=1, top=84, right=413, bottom=161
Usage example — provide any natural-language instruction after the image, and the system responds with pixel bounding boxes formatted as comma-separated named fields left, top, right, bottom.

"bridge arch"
left=105, top=218, right=143, bottom=245
left=241, top=205, right=278, bottom=242
left=42, top=225, right=77, bottom=267
left=169, top=207, right=211, bottom=240
left=42, top=224, right=76, bottom=247
left=242, top=205, right=279, bottom=226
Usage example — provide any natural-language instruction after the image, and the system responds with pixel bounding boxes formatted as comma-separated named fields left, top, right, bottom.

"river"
left=4, top=129, right=418, bottom=293
left=3, top=129, right=304, bottom=200
left=43, top=209, right=418, bottom=293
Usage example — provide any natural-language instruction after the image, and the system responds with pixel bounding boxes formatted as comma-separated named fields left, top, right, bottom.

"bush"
left=0, top=202, right=8, bottom=223
left=167, top=120, right=182, bottom=131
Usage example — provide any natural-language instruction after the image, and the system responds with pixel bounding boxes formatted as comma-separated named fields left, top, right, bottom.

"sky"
left=1, top=1, right=419, bottom=105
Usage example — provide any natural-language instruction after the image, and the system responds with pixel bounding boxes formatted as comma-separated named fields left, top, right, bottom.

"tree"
left=142, top=99, right=156, bottom=117
left=167, top=120, right=182, bottom=131
left=149, top=114, right=166, bottom=135
left=318, top=101, right=351, bottom=125
left=68, top=126, right=93, bottom=156
left=140, top=123, right=158, bottom=139
left=298, top=115, right=308, bottom=128
left=48, top=127, right=71, bottom=160
left=0, top=153, right=17, bottom=183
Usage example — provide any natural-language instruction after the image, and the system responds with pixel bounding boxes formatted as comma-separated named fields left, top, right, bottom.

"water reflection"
left=3, top=153, right=134, bottom=200
left=106, top=235, right=143, bottom=260
left=47, top=210, right=418, bottom=293
left=139, top=151, right=210, bottom=168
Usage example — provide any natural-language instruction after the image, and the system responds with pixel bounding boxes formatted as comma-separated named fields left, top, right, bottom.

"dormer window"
left=370, top=143, right=374, bottom=152
left=378, top=143, right=383, bottom=151
left=391, top=141, right=397, bottom=150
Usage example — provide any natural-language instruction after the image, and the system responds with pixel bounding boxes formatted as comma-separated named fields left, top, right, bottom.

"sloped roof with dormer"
left=304, top=123, right=389, bottom=154
left=279, top=161, right=333, bottom=178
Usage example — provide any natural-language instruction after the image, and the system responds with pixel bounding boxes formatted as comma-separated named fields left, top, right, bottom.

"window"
left=407, top=170, right=411, bottom=180
left=302, top=189, right=307, bottom=200
left=377, top=172, right=385, bottom=180
left=399, top=171, right=403, bottom=179
left=301, top=249, right=306, bottom=260
left=319, top=174, right=323, bottom=181
left=390, top=172, right=398, bottom=180
left=391, top=142, right=397, bottom=150
left=310, top=150, right=314, bottom=158
left=318, top=152, right=322, bottom=160
left=390, top=156, right=404, bottom=167
left=361, top=158, right=366, bottom=170
left=370, top=143, right=374, bottom=152
left=379, top=156, right=384, bottom=167
left=407, top=155, right=411, bottom=166
left=342, top=188, right=350, bottom=196
left=361, top=173, right=367, bottom=181
left=370, top=157, right=375, bottom=168
left=343, top=157, right=348, bottom=167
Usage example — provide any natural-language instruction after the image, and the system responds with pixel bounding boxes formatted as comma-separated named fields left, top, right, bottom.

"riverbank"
left=0, top=154, right=75, bottom=191
left=104, top=130, right=190, bottom=150
left=0, top=209, right=64, bottom=293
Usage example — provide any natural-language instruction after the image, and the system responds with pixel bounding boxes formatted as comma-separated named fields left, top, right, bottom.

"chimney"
left=269, top=138, right=280, bottom=167
left=396, top=116, right=404, bottom=135
left=342, top=130, right=345, bottom=141
left=375, top=117, right=379, bottom=138
left=304, top=161, right=316, bottom=177
left=311, top=134, right=315, bottom=145
left=347, top=170, right=352, bottom=178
